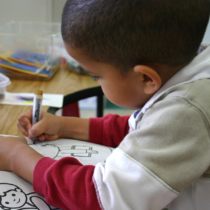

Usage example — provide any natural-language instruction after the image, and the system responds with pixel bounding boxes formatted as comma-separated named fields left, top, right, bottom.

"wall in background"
left=0, top=0, right=52, bottom=25
left=0, top=0, right=66, bottom=26
left=51, top=0, right=66, bottom=22
left=0, top=0, right=209, bottom=41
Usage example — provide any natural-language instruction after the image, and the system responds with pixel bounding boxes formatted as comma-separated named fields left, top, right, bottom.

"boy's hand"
left=17, top=109, right=62, bottom=141
left=18, top=109, right=90, bottom=142
left=0, top=136, right=43, bottom=183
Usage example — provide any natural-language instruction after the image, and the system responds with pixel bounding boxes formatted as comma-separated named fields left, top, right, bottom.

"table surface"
left=0, top=67, right=99, bottom=136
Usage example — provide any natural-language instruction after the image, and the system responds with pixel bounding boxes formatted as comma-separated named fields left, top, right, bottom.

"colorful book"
left=0, top=50, right=61, bottom=80
left=0, top=60, right=50, bottom=77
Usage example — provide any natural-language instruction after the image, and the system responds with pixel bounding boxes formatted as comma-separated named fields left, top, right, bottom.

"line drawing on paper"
left=0, top=183, right=58, bottom=210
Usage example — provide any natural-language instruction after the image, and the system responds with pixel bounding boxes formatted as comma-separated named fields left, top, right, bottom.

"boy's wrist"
left=58, top=116, right=67, bottom=138
left=0, top=137, right=27, bottom=172
left=9, top=143, right=28, bottom=172
left=58, top=116, right=76, bottom=138
left=9, top=143, right=43, bottom=183
left=58, top=117, right=89, bottom=141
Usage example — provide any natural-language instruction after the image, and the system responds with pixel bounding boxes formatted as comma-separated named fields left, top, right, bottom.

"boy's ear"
left=134, top=65, right=162, bottom=94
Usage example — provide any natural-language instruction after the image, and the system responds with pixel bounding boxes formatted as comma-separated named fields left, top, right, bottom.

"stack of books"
left=0, top=50, right=60, bottom=80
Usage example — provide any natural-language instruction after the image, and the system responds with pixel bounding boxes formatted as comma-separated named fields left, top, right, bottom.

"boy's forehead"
left=64, top=42, right=115, bottom=72
left=64, top=43, right=88, bottom=63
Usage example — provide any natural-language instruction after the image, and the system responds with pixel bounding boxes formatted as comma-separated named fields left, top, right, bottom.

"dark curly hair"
left=62, top=0, right=210, bottom=72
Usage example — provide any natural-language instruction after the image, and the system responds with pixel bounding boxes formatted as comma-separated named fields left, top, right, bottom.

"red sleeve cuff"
left=89, top=117, right=107, bottom=145
left=89, top=114, right=130, bottom=147
left=33, top=157, right=101, bottom=210
left=33, top=157, right=55, bottom=195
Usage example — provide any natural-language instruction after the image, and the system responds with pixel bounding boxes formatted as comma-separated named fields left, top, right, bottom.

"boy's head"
left=62, top=0, right=210, bottom=72
left=61, top=0, right=210, bottom=110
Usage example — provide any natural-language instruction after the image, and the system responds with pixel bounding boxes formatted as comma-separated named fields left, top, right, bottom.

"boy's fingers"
left=17, top=122, right=29, bottom=136
left=29, top=119, right=49, bottom=138
left=37, top=134, right=49, bottom=141
left=38, top=133, right=59, bottom=141
left=18, top=116, right=32, bottom=130
left=46, top=134, right=59, bottom=141
left=18, top=109, right=33, bottom=121
left=36, top=134, right=45, bottom=141
left=35, top=133, right=58, bottom=142
left=17, top=116, right=32, bottom=137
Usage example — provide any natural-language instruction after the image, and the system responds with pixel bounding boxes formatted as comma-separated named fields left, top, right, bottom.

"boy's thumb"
left=29, top=121, right=46, bottom=137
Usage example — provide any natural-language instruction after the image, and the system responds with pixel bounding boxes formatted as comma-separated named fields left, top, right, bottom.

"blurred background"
left=0, top=0, right=209, bottom=118
left=0, top=0, right=134, bottom=118
left=0, top=0, right=65, bottom=24
left=0, top=0, right=209, bottom=42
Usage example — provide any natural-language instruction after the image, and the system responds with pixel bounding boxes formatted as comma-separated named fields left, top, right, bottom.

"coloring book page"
left=0, top=138, right=113, bottom=210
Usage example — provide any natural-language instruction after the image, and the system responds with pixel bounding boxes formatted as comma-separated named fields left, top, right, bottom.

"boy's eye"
left=92, top=76, right=100, bottom=81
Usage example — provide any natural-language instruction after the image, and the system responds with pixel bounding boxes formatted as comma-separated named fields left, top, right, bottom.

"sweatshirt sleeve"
left=89, top=114, right=130, bottom=147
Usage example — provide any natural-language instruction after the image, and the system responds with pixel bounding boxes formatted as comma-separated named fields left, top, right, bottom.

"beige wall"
left=0, top=0, right=209, bottom=41
left=51, top=0, right=66, bottom=22
left=0, top=0, right=66, bottom=26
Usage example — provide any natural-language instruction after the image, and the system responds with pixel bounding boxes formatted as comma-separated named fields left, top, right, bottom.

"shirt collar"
left=134, top=43, right=210, bottom=118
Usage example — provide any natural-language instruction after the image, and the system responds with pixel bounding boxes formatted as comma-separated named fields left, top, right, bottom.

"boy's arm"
left=0, top=136, right=43, bottom=183
left=0, top=136, right=100, bottom=210
left=2, top=97, right=209, bottom=210
left=18, top=109, right=90, bottom=141
left=34, top=157, right=101, bottom=210
left=59, top=116, right=90, bottom=141
left=33, top=97, right=210, bottom=210
left=18, top=110, right=129, bottom=144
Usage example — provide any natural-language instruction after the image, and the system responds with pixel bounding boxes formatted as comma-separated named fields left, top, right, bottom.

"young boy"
left=0, top=0, right=210, bottom=209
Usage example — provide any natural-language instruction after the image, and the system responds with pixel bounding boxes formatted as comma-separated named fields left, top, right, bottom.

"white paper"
left=0, top=92, right=63, bottom=108
left=0, top=138, right=113, bottom=210
left=28, top=138, right=113, bottom=166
